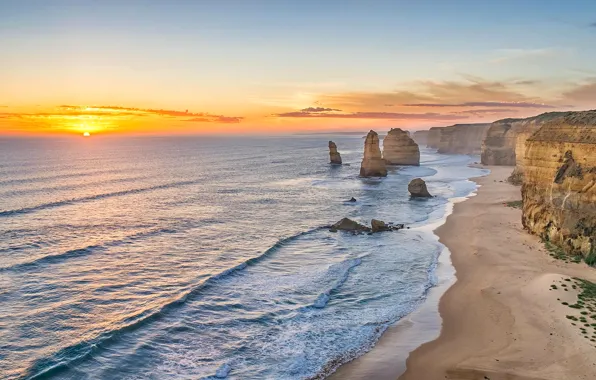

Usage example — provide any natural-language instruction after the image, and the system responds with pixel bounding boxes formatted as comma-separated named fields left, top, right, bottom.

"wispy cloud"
left=184, top=115, right=243, bottom=123
left=275, top=110, right=466, bottom=120
left=451, top=108, right=519, bottom=116
left=3, top=105, right=244, bottom=124
left=590, top=22, right=596, bottom=28
left=490, top=48, right=558, bottom=63
left=299, top=107, right=341, bottom=112
left=403, top=101, right=556, bottom=109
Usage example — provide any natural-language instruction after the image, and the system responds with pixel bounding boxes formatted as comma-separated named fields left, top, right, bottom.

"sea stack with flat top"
left=360, top=130, right=387, bottom=177
left=382, top=128, right=420, bottom=166
left=328, top=141, right=342, bottom=165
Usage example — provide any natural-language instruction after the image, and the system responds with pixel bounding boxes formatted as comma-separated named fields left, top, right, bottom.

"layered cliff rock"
left=382, top=128, right=420, bottom=166
left=521, top=110, right=596, bottom=259
left=436, top=123, right=491, bottom=154
left=427, top=127, right=442, bottom=149
left=480, top=112, right=570, bottom=172
left=360, top=130, right=387, bottom=177
left=412, top=130, right=429, bottom=145
left=328, top=141, right=342, bottom=164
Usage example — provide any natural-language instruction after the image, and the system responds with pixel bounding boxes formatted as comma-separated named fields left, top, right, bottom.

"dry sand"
left=333, top=166, right=596, bottom=380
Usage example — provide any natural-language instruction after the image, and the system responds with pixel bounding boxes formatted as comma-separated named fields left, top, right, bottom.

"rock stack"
left=328, top=141, right=342, bottom=165
left=382, top=128, right=420, bottom=166
left=408, top=178, right=432, bottom=197
left=360, top=130, right=387, bottom=177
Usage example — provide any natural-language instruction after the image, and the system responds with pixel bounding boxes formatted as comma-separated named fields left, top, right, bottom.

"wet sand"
left=332, top=166, right=596, bottom=380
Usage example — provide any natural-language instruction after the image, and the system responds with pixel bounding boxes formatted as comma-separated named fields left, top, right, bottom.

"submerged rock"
left=328, top=218, right=404, bottom=233
left=408, top=178, right=432, bottom=198
left=382, top=128, right=420, bottom=166
left=360, top=130, right=387, bottom=177
left=371, top=219, right=391, bottom=232
left=328, top=141, right=342, bottom=165
left=329, top=218, right=371, bottom=233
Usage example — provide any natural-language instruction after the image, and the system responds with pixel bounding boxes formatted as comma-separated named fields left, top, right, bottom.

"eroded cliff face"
left=436, top=123, right=491, bottom=154
left=412, top=130, right=429, bottom=145
left=382, top=128, right=420, bottom=166
left=427, top=127, right=442, bottom=149
left=360, top=130, right=387, bottom=177
left=480, top=112, right=570, bottom=175
left=521, top=111, right=596, bottom=258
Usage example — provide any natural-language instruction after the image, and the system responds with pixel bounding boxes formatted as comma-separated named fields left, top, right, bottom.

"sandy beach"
left=333, top=166, right=596, bottom=380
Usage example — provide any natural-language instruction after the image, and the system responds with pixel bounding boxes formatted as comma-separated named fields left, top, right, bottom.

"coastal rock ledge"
left=521, top=110, right=596, bottom=258
left=328, top=141, right=342, bottom=165
left=360, top=130, right=387, bottom=177
left=408, top=178, right=432, bottom=197
left=382, top=128, right=420, bottom=166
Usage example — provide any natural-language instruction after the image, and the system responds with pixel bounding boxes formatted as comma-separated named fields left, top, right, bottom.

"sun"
left=83, top=132, right=91, bottom=137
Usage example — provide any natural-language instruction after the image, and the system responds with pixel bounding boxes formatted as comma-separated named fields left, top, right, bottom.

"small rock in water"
left=328, top=218, right=371, bottom=233
left=348, top=197, right=357, bottom=202
left=408, top=178, right=432, bottom=198
left=371, top=219, right=391, bottom=233
left=215, top=363, right=232, bottom=378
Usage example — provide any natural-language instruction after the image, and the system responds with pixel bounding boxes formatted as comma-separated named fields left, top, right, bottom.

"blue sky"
left=1, top=0, right=595, bottom=134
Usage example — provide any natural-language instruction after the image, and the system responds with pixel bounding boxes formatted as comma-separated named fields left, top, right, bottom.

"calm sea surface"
left=0, top=135, right=487, bottom=379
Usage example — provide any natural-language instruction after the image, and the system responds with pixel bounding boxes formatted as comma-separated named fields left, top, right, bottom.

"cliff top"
left=494, top=111, right=572, bottom=125
left=529, top=110, right=596, bottom=143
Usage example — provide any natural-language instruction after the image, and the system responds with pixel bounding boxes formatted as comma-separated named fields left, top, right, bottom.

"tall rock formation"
left=328, top=141, right=342, bottom=165
left=382, top=128, right=420, bottom=166
left=480, top=112, right=570, bottom=182
left=412, top=130, right=429, bottom=145
left=521, top=110, right=596, bottom=258
left=427, top=127, right=442, bottom=149
left=436, top=123, right=491, bottom=154
left=360, top=130, right=387, bottom=177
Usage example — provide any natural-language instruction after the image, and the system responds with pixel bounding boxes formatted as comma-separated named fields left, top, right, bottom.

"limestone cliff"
left=480, top=112, right=570, bottom=172
left=382, top=128, right=420, bottom=166
left=436, top=123, right=491, bottom=154
left=360, top=130, right=387, bottom=177
left=427, top=127, right=442, bottom=149
left=328, top=141, right=342, bottom=165
left=412, top=130, right=429, bottom=145
left=521, top=110, right=596, bottom=259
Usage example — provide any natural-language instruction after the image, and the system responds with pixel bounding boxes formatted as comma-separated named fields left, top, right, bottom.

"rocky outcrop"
left=382, top=128, right=420, bottom=166
left=328, top=218, right=404, bottom=233
left=480, top=112, right=570, bottom=169
left=360, top=130, right=387, bottom=177
left=328, top=141, right=342, bottom=164
left=408, top=178, right=432, bottom=197
left=412, top=130, right=429, bottom=145
left=427, top=127, right=442, bottom=149
left=521, top=110, right=596, bottom=259
left=329, top=218, right=371, bottom=233
left=436, top=123, right=491, bottom=154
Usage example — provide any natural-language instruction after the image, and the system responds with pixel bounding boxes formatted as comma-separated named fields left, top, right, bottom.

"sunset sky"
left=1, top=0, right=596, bottom=136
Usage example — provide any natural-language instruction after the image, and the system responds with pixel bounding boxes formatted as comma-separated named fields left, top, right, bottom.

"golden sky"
left=2, top=2, right=596, bottom=136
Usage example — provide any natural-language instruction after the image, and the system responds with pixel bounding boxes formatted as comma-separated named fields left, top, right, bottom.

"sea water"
left=0, top=135, right=488, bottom=379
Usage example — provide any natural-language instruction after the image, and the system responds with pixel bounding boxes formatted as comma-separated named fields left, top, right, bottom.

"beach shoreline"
left=332, top=166, right=596, bottom=380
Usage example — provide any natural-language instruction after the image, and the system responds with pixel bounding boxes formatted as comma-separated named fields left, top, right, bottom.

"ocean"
left=0, top=135, right=488, bottom=380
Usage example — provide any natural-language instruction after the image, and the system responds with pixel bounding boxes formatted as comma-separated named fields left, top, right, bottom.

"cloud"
left=2, top=105, right=245, bottom=124
left=590, top=22, right=596, bottom=28
left=275, top=110, right=466, bottom=121
left=561, top=79, right=596, bottom=104
left=184, top=115, right=243, bottom=123
left=300, top=107, right=341, bottom=112
left=451, top=108, right=520, bottom=116
left=403, top=101, right=556, bottom=109
left=490, top=48, right=557, bottom=63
